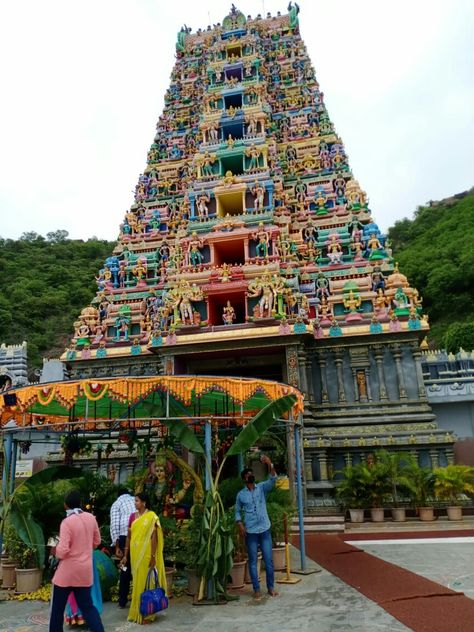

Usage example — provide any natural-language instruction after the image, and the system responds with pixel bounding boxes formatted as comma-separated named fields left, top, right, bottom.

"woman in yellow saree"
left=120, top=492, right=167, bottom=624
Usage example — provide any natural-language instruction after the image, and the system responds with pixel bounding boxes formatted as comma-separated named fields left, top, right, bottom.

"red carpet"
left=294, top=533, right=474, bottom=632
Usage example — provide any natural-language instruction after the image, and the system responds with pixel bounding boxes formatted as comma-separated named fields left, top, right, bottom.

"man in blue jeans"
left=235, top=454, right=278, bottom=598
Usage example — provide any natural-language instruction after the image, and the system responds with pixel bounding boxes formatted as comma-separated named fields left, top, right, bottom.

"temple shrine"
left=61, top=6, right=455, bottom=507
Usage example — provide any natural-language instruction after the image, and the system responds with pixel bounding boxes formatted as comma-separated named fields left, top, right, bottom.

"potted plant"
left=336, top=463, right=371, bottom=523
left=181, top=509, right=204, bottom=596
left=60, top=432, right=92, bottom=464
left=1, top=524, right=17, bottom=589
left=266, top=501, right=290, bottom=571
left=374, top=450, right=415, bottom=522
left=4, top=525, right=42, bottom=593
left=433, top=465, right=474, bottom=521
left=118, top=428, right=139, bottom=453
left=227, top=514, right=247, bottom=589
left=0, top=463, right=83, bottom=591
left=405, top=463, right=436, bottom=521
left=362, top=456, right=394, bottom=522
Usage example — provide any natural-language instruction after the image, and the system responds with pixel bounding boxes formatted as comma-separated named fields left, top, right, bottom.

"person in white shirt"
left=110, top=488, right=135, bottom=608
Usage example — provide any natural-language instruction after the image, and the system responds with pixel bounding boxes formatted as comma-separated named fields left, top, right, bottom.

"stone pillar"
left=373, top=346, right=388, bottom=401
left=244, top=238, right=250, bottom=261
left=411, top=343, right=428, bottom=401
left=126, top=462, right=135, bottom=479
left=333, top=349, right=347, bottom=403
left=285, top=346, right=300, bottom=389
left=446, top=448, right=455, bottom=465
left=297, top=347, right=310, bottom=404
left=429, top=449, right=439, bottom=469
left=327, top=455, right=334, bottom=481
left=344, top=452, right=352, bottom=468
left=391, top=344, right=407, bottom=400
left=304, top=453, right=313, bottom=482
left=317, top=351, right=329, bottom=404
left=304, top=352, right=316, bottom=405
left=318, top=451, right=328, bottom=481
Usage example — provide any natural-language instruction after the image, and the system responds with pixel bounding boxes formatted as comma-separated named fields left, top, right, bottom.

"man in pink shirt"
left=49, top=490, right=105, bottom=632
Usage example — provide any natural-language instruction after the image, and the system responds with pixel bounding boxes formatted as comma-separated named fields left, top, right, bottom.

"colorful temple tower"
left=63, top=6, right=455, bottom=506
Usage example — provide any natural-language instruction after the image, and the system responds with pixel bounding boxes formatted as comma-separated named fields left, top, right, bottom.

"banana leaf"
left=10, top=507, right=45, bottom=568
left=226, top=394, right=296, bottom=456
left=24, top=465, right=83, bottom=488
left=160, top=417, right=204, bottom=454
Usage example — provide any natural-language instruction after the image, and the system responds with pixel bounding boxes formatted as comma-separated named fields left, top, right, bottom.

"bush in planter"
left=404, top=463, right=436, bottom=519
left=374, top=450, right=416, bottom=509
left=4, top=523, right=42, bottom=590
left=0, top=465, right=84, bottom=579
left=433, top=465, right=474, bottom=509
left=336, top=463, right=371, bottom=519
left=266, top=501, right=293, bottom=546
left=266, top=501, right=294, bottom=572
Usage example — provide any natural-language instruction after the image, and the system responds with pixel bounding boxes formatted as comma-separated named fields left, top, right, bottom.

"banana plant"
left=0, top=451, right=82, bottom=568
left=161, top=393, right=297, bottom=602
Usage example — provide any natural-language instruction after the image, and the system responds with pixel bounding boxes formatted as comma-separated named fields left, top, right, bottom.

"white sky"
left=0, top=0, right=473, bottom=240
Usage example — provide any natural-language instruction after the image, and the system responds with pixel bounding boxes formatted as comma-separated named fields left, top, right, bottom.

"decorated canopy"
left=0, top=376, right=303, bottom=429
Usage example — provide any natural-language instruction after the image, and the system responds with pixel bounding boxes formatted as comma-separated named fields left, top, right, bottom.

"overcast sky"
left=0, top=0, right=472, bottom=241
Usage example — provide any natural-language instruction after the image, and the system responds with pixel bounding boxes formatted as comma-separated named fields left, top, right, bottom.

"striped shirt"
left=110, top=494, right=136, bottom=545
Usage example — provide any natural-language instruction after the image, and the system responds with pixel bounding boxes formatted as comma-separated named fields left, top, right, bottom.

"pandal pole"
left=276, top=513, right=301, bottom=584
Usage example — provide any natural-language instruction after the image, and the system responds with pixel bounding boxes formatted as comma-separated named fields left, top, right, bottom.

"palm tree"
left=374, top=450, right=416, bottom=507
left=433, top=465, right=474, bottom=505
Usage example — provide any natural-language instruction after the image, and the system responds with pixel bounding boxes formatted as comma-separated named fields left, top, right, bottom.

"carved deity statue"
left=196, top=191, right=211, bottom=218
left=223, top=300, right=236, bottom=325
left=252, top=222, right=271, bottom=258
left=245, top=144, right=262, bottom=171
left=252, top=181, right=265, bottom=211
left=326, top=234, right=343, bottom=264
left=188, top=231, right=205, bottom=267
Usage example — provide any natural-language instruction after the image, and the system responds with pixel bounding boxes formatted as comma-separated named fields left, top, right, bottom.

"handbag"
left=139, top=568, right=169, bottom=617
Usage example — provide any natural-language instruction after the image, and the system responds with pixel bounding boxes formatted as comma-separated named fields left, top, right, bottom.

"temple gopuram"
left=62, top=5, right=455, bottom=506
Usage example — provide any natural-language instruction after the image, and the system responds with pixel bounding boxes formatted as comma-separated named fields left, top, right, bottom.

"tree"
left=46, top=230, right=69, bottom=243
left=388, top=188, right=474, bottom=349
left=443, top=321, right=474, bottom=353
left=0, top=231, right=115, bottom=369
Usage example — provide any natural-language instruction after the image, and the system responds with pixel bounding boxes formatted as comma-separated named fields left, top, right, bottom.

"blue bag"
left=139, top=568, right=169, bottom=617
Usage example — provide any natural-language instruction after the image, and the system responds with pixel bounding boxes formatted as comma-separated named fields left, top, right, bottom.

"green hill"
left=388, top=188, right=474, bottom=351
left=0, top=231, right=115, bottom=371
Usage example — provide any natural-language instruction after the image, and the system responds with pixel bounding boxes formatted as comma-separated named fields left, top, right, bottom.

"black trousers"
left=118, top=534, right=132, bottom=607
left=49, top=585, right=104, bottom=632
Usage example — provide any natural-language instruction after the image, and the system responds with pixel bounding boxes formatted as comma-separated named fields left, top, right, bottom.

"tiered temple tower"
left=62, top=6, right=455, bottom=506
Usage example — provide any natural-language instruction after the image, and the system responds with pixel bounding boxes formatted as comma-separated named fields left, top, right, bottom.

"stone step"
left=291, top=523, right=345, bottom=533
left=290, top=514, right=346, bottom=533
left=292, top=516, right=345, bottom=524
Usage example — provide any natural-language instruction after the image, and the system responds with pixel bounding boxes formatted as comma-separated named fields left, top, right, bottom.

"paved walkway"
left=354, top=538, right=474, bottom=600
left=2, top=523, right=474, bottom=631
left=0, top=547, right=408, bottom=632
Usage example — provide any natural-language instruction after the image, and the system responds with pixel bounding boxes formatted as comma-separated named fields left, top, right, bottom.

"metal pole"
left=204, top=418, right=214, bottom=599
left=204, top=419, right=212, bottom=491
left=9, top=440, right=18, bottom=495
left=294, top=419, right=306, bottom=571
left=0, top=432, right=14, bottom=556
left=2, top=432, right=13, bottom=501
